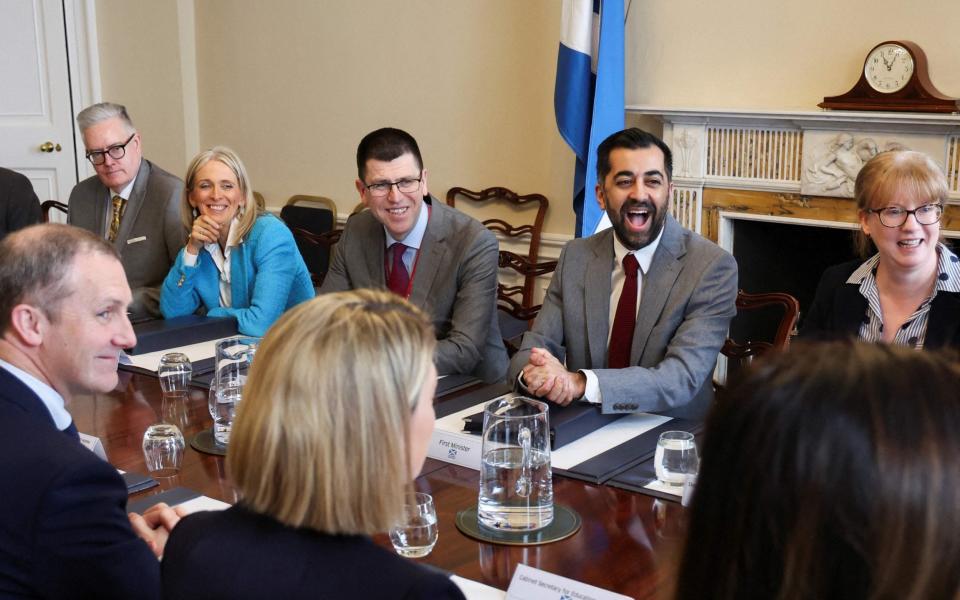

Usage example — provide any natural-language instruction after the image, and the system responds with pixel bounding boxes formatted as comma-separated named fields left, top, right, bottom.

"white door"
left=0, top=0, right=77, bottom=215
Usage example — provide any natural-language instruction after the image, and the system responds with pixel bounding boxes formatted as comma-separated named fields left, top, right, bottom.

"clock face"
left=864, top=43, right=915, bottom=93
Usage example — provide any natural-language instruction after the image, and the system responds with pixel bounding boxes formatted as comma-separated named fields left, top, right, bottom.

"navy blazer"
left=162, top=504, right=465, bottom=600
left=0, top=367, right=159, bottom=599
left=801, top=258, right=960, bottom=349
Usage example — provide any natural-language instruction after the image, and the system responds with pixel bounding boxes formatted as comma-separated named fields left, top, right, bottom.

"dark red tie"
left=387, top=242, right=410, bottom=297
left=608, top=254, right=639, bottom=368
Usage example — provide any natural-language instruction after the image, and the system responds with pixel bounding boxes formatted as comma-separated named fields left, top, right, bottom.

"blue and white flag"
left=555, top=0, right=624, bottom=237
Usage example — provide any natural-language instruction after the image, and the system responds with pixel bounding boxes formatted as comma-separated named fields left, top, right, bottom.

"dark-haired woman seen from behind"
left=801, top=150, right=960, bottom=349
left=161, top=289, right=464, bottom=599
left=675, top=341, right=960, bottom=600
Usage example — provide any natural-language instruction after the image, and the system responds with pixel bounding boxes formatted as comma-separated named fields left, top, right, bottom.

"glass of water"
left=142, top=423, right=185, bottom=477
left=212, top=336, right=259, bottom=446
left=389, top=492, right=438, bottom=558
left=655, top=431, right=699, bottom=487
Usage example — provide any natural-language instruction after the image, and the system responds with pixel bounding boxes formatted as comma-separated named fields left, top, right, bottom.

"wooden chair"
left=496, top=250, right=558, bottom=356
left=288, top=227, right=342, bottom=287
left=445, top=186, right=549, bottom=310
left=41, top=200, right=68, bottom=222
left=717, top=290, right=800, bottom=388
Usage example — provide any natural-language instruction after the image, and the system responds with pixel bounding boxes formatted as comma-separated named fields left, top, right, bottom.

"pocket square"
left=126, top=235, right=147, bottom=244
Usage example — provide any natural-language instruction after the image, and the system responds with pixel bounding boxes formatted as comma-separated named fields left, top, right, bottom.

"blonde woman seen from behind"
left=160, top=289, right=465, bottom=599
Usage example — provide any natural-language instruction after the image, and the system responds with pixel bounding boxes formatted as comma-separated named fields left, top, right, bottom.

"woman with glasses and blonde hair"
left=159, top=146, right=313, bottom=336
left=160, top=289, right=464, bottom=599
left=802, top=150, right=960, bottom=349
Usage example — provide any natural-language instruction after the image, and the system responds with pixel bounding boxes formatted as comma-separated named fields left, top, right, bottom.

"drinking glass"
left=389, top=492, right=438, bottom=558
left=158, top=353, right=192, bottom=397
left=142, top=423, right=185, bottom=477
left=654, top=431, right=699, bottom=487
left=212, top=336, right=259, bottom=446
left=478, top=395, right=553, bottom=531
left=158, top=353, right=191, bottom=429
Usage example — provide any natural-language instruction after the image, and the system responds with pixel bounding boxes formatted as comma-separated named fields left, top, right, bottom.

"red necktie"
left=608, top=254, right=639, bottom=369
left=387, top=242, right=410, bottom=297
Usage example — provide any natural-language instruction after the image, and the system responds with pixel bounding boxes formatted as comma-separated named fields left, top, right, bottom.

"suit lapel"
left=631, top=216, right=684, bottom=363
left=408, top=200, right=445, bottom=307
left=229, top=242, right=249, bottom=308
left=360, top=213, right=387, bottom=287
left=585, top=230, right=614, bottom=366
left=114, top=159, right=151, bottom=249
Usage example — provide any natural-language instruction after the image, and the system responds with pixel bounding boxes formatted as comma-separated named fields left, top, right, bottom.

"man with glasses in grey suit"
left=68, top=102, right=184, bottom=321
left=508, top=128, right=738, bottom=420
left=321, top=127, right=508, bottom=383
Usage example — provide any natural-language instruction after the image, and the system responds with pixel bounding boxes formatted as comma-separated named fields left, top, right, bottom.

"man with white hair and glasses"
left=68, top=102, right=185, bottom=321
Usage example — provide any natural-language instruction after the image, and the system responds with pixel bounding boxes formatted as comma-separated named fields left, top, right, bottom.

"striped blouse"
left=850, top=243, right=960, bottom=348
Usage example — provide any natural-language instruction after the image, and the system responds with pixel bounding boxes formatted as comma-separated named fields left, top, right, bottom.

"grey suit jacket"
left=67, top=159, right=185, bottom=320
left=320, top=198, right=508, bottom=383
left=508, top=215, right=738, bottom=420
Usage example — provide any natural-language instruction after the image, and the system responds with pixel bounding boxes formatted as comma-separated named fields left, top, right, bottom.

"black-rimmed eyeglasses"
left=867, top=203, right=943, bottom=228
left=363, top=175, right=422, bottom=198
left=85, top=132, right=136, bottom=166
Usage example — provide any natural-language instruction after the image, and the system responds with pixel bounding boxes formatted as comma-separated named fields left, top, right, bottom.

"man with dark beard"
left=507, top=128, right=737, bottom=419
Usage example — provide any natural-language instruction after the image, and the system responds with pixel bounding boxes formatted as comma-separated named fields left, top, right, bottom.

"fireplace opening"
left=730, top=219, right=859, bottom=338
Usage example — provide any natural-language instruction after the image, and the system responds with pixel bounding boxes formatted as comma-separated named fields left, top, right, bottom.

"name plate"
left=427, top=428, right=482, bottom=470
left=79, top=432, right=107, bottom=461
left=507, top=564, right=632, bottom=600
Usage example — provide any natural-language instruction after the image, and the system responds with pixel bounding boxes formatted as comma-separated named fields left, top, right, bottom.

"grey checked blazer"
left=508, top=215, right=738, bottom=420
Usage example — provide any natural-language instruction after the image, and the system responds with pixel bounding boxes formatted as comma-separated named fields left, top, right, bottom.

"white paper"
left=176, top=495, right=231, bottom=514
left=507, top=564, right=632, bottom=600
left=78, top=432, right=107, bottom=461
left=551, top=412, right=670, bottom=470
left=433, top=401, right=672, bottom=473
left=121, top=337, right=231, bottom=373
left=451, top=575, right=506, bottom=599
left=642, top=479, right=681, bottom=498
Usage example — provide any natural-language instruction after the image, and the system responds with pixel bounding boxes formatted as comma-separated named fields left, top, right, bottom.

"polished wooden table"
left=70, top=371, right=686, bottom=599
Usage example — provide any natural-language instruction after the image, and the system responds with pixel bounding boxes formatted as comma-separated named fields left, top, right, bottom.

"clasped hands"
left=128, top=502, right=189, bottom=558
left=520, top=347, right=586, bottom=406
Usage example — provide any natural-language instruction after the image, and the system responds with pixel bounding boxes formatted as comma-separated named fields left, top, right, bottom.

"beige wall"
left=95, top=0, right=192, bottom=177
left=93, top=1, right=960, bottom=236
left=192, top=0, right=575, bottom=233
left=626, top=0, right=960, bottom=108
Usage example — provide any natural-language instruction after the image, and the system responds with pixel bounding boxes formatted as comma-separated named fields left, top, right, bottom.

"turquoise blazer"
left=160, top=213, right=314, bottom=336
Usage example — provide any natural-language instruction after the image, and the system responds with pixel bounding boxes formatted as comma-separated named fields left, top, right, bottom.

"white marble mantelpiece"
left=628, top=105, right=960, bottom=231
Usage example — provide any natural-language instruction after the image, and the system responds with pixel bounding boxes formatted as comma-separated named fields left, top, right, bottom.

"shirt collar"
left=847, top=243, right=960, bottom=294
left=384, top=198, right=429, bottom=250
left=0, top=358, right=72, bottom=430
left=612, top=225, right=664, bottom=274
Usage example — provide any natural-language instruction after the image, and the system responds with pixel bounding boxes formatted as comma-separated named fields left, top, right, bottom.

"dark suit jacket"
left=67, top=159, right=186, bottom=320
left=508, top=216, right=739, bottom=420
left=162, top=504, right=465, bottom=600
left=0, top=167, right=41, bottom=241
left=0, top=367, right=159, bottom=599
left=320, top=198, right=508, bottom=383
left=801, top=258, right=960, bottom=349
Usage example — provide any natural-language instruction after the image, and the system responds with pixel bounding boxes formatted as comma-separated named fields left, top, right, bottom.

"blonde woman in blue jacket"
left=160, top=147, right=313, bottom=336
